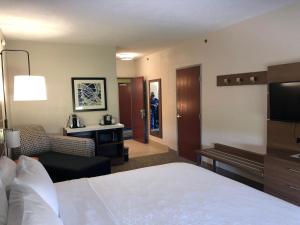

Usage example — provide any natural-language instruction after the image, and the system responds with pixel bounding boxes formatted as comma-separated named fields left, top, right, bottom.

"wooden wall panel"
left=267, top=119, right=300, bottom=154
left=217, top=71, right=267, bottom=86
left=267, top=62, right=300, bottom=155
left=268, top=62, right=300, bottom=83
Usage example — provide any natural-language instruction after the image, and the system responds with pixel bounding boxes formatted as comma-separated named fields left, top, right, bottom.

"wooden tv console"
left=265, top=62, right=300, bottom=206
left=264, top=151, right=300, bottom=206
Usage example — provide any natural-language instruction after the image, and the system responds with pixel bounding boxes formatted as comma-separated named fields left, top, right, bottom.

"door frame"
left=148, top=78, right=163, bottom=139
left=175, top=64, right=202, bottom=156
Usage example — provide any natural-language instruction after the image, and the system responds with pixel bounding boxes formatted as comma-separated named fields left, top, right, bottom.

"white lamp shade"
left=14, top=75, right=47, bottom=101
left=5, top=130, right=20, bottom=148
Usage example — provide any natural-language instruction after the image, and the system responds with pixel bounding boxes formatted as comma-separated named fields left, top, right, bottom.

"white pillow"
left=15, top=156, right=59, bottom=216
left=0, top=180, right=8, bottom=225
left=0, top=156, right=16, bottom=188
left=7, top=182, right=63, bottom=225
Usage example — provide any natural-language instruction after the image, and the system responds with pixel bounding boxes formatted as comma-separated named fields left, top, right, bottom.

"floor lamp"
left=0, top=49, right=47, bottom=156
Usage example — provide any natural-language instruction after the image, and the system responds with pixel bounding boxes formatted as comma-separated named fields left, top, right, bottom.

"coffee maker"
left=103, top=114, right=112, bottom=125
left=68, top=114, right=85, bottom=128
left=99, top=114, right=116, bottom=125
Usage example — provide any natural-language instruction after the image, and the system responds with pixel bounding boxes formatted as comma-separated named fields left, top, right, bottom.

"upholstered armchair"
left=11, top=125, right=111, bottom=182
left=12, top=125, right=95, bottom=159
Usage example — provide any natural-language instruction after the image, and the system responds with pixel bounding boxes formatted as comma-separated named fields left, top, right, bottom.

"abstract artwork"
left=72, top=77, right=107, bottom=112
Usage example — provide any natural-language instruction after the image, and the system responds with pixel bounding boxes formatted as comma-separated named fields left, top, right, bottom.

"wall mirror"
left=149, top=79, right=162, bottom=138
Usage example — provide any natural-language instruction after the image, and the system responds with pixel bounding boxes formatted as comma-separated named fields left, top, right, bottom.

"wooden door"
left=132, top=77, right=147, bottom=143
left=176, top=66, right=201, bottom=161
left=118, top=83, right=132, bottom=129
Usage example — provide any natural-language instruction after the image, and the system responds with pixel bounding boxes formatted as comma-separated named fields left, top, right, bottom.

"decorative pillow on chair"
left=0, top=180, right=8, bottom=225
left=0, top=156, right=16, bottom=188
left=15, top=156, right=59, bottom=216
left=7, top=183, right=63, bottom=225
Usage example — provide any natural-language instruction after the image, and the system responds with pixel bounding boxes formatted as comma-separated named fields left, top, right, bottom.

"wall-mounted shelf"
left=217, top=71, right=267, bottom=86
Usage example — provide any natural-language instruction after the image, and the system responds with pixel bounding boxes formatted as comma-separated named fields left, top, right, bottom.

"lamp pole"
left=0, top=49, right=31, bottom=128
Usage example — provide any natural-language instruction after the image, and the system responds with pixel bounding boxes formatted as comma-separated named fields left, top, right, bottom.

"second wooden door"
left=176, top=66, right=201, bottom=161
left=132, top=77, right=147, bottom=143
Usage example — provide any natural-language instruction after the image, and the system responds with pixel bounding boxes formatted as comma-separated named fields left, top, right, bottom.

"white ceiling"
left=0, top=0, right=298, bottom=55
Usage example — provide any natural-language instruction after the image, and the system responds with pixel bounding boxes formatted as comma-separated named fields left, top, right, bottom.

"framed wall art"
left=71, top=77, right=107, bottom=112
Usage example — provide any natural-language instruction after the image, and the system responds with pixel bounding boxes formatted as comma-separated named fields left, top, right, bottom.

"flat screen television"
left=269, top=82, right=300, bottom=122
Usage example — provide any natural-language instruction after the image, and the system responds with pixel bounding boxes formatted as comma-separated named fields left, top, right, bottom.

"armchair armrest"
left=48, top=135, right=95, bottom=157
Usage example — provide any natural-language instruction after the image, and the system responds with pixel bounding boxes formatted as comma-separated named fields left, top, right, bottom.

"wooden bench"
left=196, top=144, right=265, bottom=177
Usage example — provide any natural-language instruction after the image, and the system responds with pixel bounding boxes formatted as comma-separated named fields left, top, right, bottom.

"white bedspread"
left=55, top=163, right=300, bottom=225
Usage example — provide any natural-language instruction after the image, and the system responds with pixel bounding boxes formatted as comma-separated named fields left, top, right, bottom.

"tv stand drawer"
left=264, top=155, right=300, bottom=206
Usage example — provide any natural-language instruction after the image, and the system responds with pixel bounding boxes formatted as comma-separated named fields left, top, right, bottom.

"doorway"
left=176, top=66, right=201, bottom=161
left=118, top=77, right=148, bottom=143
left=118, top=79, right=133, bottom=139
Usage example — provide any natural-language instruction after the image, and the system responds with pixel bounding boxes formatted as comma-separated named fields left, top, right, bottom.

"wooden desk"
left=64, top=124, right=125, bottom=165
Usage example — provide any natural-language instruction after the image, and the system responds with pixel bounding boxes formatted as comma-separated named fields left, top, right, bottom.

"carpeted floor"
left=112, top=150, right=194, bottom=173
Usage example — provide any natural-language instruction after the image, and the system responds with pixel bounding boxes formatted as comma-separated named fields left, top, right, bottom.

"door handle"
left=177, top=114, right=182, bottom=118
left=140, top=109, right=146, bottom=119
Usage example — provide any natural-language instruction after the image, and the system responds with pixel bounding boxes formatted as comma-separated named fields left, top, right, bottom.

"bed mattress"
left=55, top=163, right=300, bottom=225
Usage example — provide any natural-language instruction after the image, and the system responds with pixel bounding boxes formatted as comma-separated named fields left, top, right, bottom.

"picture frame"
left=71, top=77, right=107, bottom=112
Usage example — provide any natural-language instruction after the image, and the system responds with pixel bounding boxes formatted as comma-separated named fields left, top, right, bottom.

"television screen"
left=269, top=82, right=300, bottom=122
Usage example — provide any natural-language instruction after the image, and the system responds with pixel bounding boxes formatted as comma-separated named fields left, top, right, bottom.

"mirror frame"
left=149, top=79, right=162, bottom=138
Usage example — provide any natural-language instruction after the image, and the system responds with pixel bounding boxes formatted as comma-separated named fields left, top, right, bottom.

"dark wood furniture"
left=196, top=143, right=264, bottom=177
left=217, top=71, right=267, bottom=86
left=64, top=124, right=125, bottom=165
left=264, top=153, right=300, bottom=206
left=265, top=62, right=300, bottom=206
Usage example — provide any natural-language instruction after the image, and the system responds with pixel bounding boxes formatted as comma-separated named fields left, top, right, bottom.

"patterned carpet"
left=112, top=150, right=194, bottom=173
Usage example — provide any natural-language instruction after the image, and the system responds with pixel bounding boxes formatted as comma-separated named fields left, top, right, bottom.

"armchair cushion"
left=14, top=125, right=50, bottom=157
left=48, top=135, right=95, bottom=157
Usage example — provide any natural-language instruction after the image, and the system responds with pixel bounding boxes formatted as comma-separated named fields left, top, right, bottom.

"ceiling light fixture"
left=116, top=52, right=139, bottom=61
left=0, top=15, right=68, bottom=39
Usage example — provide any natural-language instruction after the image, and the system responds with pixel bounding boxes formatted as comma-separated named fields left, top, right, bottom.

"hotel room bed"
left=55, top=163, right=300, bottom=225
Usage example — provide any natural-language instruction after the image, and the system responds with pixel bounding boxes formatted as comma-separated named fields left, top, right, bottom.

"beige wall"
left=116, top=59, right=137, bottom=77
left=6, top=41, right=118, bottom=134
left=137, top=3, right=300, bottom=154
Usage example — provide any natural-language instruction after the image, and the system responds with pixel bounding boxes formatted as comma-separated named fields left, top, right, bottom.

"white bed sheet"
left=55, top=163, right=300, bottom=225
